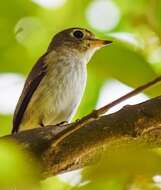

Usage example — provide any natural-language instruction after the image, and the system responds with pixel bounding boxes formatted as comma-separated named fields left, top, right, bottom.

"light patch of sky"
left=96, top=79, right=149, bottom=114
left=86, top=0, right=121, bottom=31
left=32, top=0, right=66, bottom=8
left=153, top=175, right=161, bottom=183
left=58, top=169, right=83, bottom=186
left=0, top=73, right=25, bottom=115
left=153, top=175, right=161, bottom=189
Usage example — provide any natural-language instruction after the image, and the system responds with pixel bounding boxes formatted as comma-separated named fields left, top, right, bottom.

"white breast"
left=42, top=50, right=87, bottom=125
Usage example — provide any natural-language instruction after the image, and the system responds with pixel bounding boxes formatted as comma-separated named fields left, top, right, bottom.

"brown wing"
left=12, top=53, right=48, bottom=134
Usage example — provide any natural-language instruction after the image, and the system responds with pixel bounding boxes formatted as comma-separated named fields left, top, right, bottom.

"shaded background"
left=0, top=0, right=161, bottom=189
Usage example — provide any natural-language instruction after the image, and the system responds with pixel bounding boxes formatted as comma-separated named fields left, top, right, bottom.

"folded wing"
left=12, top=53, right=48, bottom=134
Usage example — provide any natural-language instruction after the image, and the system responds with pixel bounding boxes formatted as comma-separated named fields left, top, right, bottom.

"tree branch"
left=3, top=96, right=161, bottom=178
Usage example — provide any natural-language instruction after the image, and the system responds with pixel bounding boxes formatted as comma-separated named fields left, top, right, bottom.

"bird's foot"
left=55, top=121, right=68, bottom=126
left=40, top=122, right=45, bottom=128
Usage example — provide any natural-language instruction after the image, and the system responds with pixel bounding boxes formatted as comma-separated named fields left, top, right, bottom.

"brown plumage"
left=12, top=27, right=112, bottom=134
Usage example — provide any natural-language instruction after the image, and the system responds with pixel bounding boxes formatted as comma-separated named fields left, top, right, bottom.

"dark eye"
left=73, top=30, right=84, bottom=39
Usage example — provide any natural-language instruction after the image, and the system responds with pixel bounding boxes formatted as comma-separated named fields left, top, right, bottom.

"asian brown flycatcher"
left=12, top=28, right=112, bottom=134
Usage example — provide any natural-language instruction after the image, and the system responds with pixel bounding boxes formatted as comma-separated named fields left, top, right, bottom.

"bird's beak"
left=89, top=38, right=112, bottom=48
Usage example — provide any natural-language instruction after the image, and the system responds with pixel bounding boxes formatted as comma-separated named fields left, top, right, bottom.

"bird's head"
left=48, top=27, right=112, bottom=61
left=48, top=27, right=112, bottom=52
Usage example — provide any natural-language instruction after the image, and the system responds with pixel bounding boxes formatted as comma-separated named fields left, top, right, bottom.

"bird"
left=12, top=27, right=112, bottom=134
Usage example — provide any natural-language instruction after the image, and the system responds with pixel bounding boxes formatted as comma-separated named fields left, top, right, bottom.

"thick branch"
left=3, top=96, right=161, bottom=178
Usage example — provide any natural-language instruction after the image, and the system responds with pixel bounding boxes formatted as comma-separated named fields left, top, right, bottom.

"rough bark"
left=3, top=96, right=161, bottom=178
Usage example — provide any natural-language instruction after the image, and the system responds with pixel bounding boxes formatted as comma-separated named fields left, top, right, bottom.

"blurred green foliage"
left=74, top=146, right=161, bottom=190
left=0, top=0, right=161, bottom=189
left=0, top=140, right=40, bottom=189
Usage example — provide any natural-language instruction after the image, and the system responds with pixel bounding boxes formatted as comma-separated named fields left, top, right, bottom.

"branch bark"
left=3, top=96, right=161, bottom=178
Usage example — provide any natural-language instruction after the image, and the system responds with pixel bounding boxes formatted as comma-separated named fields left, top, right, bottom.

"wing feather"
left=12, top=53, right=48, bottom=134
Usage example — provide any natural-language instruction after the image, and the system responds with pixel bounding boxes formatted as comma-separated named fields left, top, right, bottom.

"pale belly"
left=20, top=60, right=87, bottom=130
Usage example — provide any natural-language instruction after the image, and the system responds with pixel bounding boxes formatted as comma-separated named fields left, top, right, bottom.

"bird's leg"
left=40, top=121, right=45, bottom=128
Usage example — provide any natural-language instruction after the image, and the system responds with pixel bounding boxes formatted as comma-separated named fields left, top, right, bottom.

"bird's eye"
left=73, top=30, right=84, bottom=39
